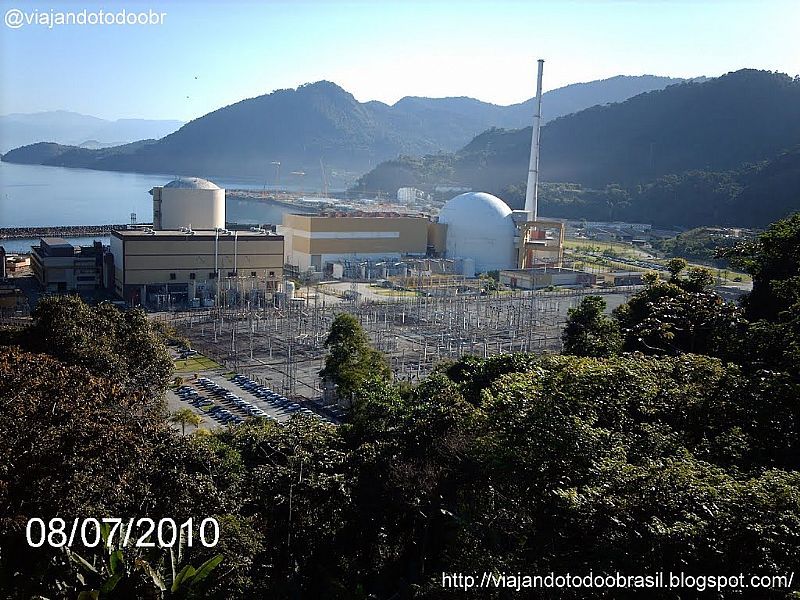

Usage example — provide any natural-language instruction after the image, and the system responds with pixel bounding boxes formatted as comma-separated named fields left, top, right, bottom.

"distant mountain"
left=1, top=76, right=686, bottom=182
left=498, top=74, right=702, bottom=127
left=354, top=70, right=800, bottom=228
left=0, top=110, right=183, bottom=154
left=370, top=75, right=687, bottom=151
left=3, top=139, right=159, bottom=166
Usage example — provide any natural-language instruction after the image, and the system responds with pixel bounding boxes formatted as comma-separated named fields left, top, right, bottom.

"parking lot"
left=166, top=370, right=339, bottom=433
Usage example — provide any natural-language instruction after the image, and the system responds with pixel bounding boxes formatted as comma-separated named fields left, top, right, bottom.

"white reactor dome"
left=438, top=192, right=517, bottom=273
left=164, top=177, right=221, bottom=191
left=153, top=177, right=225, bottom=230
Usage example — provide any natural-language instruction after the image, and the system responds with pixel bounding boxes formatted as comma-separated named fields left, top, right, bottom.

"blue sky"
left=1, top=0, right=798, bottom=121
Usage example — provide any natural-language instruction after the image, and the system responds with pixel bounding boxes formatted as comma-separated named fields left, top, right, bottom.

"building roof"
left=112, top=228, right=282, bottom=239
left=293, top=211, right=428, bottom=219
left=40, top=237, right=74, bottom=248
left=163, top=177, right=221, bottom=190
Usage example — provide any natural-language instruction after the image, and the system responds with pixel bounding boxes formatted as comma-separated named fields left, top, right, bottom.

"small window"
left=169, top=273, right=176, bottom=280
left=228, top=271, right=236, bottom=277
left=250, top=271, right=257, bottom=277
left=189, top=273, right=196, bottom=280
left=209, top=272, right=217, bottom=279
left=269, top=271, right=275, bottom=277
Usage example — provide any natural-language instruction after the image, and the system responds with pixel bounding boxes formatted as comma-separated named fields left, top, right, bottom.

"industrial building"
left=102, top=176, right=286, bottom=308
left=30, top=238, right=104, bottom=292
left=397, top=187, right=428, bottom=205
left=281, top=186, right=565, bottom=278
left=109, top=228, right=283, bottom=307
left=280, top=213, right=439, bottom=272
left=500, top=267, right=595, bottom=290
left=599, top=271, right=646, bottom=287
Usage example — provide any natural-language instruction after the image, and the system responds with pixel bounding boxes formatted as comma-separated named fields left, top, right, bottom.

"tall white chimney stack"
left=524, top=58, right=545, bottom=220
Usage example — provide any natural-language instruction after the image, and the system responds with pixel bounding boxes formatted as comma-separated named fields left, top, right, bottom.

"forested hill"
left=354, top=70, right=800, bottom=228
left=540, top=69, right=800, bottom=186
left=1, top=76, right=684, bottom=183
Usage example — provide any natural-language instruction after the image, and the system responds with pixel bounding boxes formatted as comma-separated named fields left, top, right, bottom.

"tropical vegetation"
left=1, top=214, right=799, bottom=598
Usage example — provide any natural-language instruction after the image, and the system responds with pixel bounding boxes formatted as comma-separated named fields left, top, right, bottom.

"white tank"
left=153, top=177, right=225, bottom=230
left=438, top=192, right=517, bottom=273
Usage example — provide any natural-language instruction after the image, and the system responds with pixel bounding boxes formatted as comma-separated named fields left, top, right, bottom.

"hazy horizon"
left=0, top=73, right=694, bottom=122
left=2, top=0, right=797, bottom=121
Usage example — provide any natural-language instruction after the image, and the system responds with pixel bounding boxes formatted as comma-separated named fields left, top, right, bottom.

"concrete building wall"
left=30, top=242, right=101, bottom=292
left=110, top=231, right=284, bottom=299
left=110, top=233, right=125, bottom=297
left=427, top=222, right=447, bottom=256
left=281, top=215, right=429, bottom=270
left=500, top=268, right=596, bottom=290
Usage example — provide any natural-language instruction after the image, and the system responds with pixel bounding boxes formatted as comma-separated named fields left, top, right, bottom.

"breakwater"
left=0, top=224, right=151, bottom=240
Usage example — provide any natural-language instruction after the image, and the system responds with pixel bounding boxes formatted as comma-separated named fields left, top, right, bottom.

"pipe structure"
left=214, top=229, right=220, bottom=306
left=234, top=231, right=239, bottom=277
left=524, top=59, right=545, bottom=220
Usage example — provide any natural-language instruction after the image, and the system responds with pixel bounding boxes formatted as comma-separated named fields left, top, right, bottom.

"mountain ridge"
left=353, top=69, right=800, bottom=227
left=1, top=75, right=687, bottom=183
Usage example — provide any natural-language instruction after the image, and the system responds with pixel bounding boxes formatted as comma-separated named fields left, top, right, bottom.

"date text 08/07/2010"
left=26, top=517, right=219, bottom=549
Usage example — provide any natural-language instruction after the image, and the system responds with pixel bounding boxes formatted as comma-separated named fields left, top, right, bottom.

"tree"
left=0, top=348, right=225, bottom=598
left=621, top=289, right=745, bottom=357
left=319, top=313, right=390, bottom=402
left=666, top=257, right=688, bottom=281
left=562, top=296, right=621, bottom=357
left=9, top=295, right=173, bottom=401
left=720, top=212, right=800, bottom=374
left=614, top=273, right=745, bottom=358
left=682, top=266, right=715, bottom=292
left=722, top=212, right=800, bottom=321
left=170, top=408, right=203, bottom=436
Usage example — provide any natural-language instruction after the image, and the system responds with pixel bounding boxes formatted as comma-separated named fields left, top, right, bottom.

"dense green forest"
left=1, top=215, right=799, bottom=598
left=356, top=152, right=800, bottom=228
left=652, top=228, right=752, bottom=265
left=354, top=70, right=800, bottom=228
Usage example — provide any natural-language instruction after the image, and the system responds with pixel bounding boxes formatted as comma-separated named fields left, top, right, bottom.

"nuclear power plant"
left=28, top=58, right=579, bottom=310
left=21, top=58, right=638, bottom=408
left=108, top=59, right=571, bottom=306
left=437, top=192, right=517, bottom=273
left=278, top=58, right=568, bottom=285
left=108, top=177, right=284, bottom=308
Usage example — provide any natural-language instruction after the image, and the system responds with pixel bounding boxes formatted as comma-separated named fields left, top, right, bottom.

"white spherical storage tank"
left=438, top=192, right=517, bottom=273
left=157, top=177, right=225, bottom=230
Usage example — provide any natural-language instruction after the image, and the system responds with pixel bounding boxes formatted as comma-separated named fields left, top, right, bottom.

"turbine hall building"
left=280, top=213, right=440, bottom=272
left=109, top=228, right=284, bottom=307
